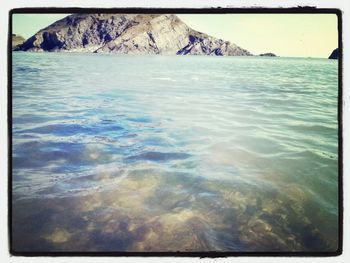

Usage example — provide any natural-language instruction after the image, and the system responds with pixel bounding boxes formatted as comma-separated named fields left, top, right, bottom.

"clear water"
left=12, top=52, right=339, bottom=252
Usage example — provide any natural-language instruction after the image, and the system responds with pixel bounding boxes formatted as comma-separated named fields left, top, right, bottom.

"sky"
left=12, top=13, right=338, bottom=58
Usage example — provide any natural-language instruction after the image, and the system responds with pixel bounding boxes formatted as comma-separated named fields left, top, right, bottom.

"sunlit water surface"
left=12, top=52, right=339, bottom=252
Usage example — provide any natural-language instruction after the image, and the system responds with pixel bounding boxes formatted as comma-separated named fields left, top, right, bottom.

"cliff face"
left=16, top=13, right=251, bottom=56
left=17, top=14, right=143, bottom=52
left=12, top=34, right=25, bottom=50
left=95, top=14, right=189, bottom=54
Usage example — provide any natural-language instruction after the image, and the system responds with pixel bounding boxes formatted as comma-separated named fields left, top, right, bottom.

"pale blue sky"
left=13, top=14, right=69, bottom=39
left=13, top=13, right=338, bottom=58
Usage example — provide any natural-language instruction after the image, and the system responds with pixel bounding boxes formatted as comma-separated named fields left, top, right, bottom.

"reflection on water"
left=12, top=53, right=338, bottom=252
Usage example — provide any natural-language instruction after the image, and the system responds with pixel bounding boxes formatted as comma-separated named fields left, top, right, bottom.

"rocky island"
left=259, top=52, right=277, bottom=57
left=328, top=48, right=338, bottom=59
left=15, top=13, right=252, bottom=56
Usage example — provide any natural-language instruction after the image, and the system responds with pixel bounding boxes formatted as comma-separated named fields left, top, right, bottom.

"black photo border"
left=8, top=6, right=343, bottom=257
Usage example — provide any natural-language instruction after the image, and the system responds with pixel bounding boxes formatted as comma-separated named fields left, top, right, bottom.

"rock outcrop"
left=259, top=52, right=277, bottom=57
left=12, top=34, right=25, bottom=50
left=15, top=13, right=251, bottom=56
left=328, top=48, right=338, bottom=59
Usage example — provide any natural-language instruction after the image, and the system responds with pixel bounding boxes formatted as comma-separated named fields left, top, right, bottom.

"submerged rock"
left=15, top=13, right=251, bottom=56
left=328, top=48, right=338, bottom=59
left=12, top=169, right=337, bottom=252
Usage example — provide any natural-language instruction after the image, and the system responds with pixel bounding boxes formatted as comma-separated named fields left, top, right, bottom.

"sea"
left=11, top=52, right=339, bottom=252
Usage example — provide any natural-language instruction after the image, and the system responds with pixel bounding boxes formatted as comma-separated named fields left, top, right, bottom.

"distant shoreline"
left=12, top=51, right=331, bottom=59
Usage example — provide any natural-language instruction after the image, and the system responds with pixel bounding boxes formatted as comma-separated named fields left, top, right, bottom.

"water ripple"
left=12, top=53, right=338, bottom=252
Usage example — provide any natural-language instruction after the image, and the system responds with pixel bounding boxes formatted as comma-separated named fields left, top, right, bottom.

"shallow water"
left=12, top=52, right=339, bottom=252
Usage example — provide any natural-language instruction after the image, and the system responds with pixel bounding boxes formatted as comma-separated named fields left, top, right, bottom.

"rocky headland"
left=15, top=13, right=252, bottom=56
left=12, top=34, right=25, bottom=50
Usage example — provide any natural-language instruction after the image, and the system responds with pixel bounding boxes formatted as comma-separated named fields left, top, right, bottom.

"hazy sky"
left=12, top=13, right=338, bottom=58
left=178, top=14, right=338, bottom=58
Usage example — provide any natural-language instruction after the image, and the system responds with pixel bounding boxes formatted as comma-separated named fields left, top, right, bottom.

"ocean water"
left=12, top=52, right=339, bottom=252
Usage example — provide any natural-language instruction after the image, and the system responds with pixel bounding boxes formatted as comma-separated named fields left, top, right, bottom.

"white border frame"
left=1, top=1, right=348, bottom=262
